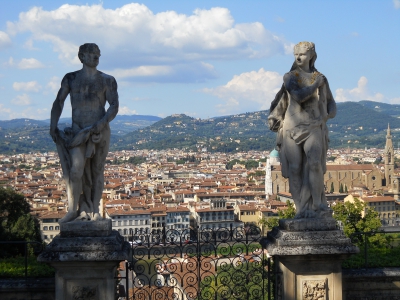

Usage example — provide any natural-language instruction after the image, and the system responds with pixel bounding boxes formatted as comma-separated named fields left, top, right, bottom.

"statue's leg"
left=304, top=130, right=324, bottom=211
left=282, top=134, right=303, bottom=214
left=90, top=128, right=110, bottom=221
left=78, top=159, right=93, bottom=219
left=59, top=145, right=86, bottom=223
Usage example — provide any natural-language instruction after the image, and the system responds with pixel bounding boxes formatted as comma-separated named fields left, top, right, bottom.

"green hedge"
left=0, top=256, right=54, bottom=278
left=343, top=246, right=400, bottom=269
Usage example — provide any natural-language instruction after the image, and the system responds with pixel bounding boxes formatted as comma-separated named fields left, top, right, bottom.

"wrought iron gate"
left=120, top=225, right=278, bottom=300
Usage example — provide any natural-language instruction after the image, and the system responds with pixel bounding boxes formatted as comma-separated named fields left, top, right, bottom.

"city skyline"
left=0, top=0, right=399, bottom=120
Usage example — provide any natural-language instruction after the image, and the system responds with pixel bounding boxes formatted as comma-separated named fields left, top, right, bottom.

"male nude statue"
left=268, top=42, right=336, bottom=218
left=50, top=43, right=119, bottom=223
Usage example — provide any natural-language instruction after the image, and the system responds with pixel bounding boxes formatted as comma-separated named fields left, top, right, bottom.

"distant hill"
left=0, top=119, right=48, bottom=129
left=114, top=101, right=400, bottom=152
left=0, top=115, right=161, bottom=154
left=1, top=101, right=400, bottom=154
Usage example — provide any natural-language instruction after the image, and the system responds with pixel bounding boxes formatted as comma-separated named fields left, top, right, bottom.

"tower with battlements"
left=385, top=124, right=395, bottom=187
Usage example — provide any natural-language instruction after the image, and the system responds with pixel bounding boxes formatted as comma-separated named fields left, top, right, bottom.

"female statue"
left=268, top=42, right=336, bottom=218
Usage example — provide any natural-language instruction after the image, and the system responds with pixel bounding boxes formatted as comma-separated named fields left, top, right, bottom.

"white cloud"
left=119, top=106, right=137, bottom=115
left=109, top=66, right=172, bottom=79
left=203, top=68, right=282, bottom=114
left=4, top=57, right=14, bottom=67
left=7, top=3, right=290, bottom=81
left=390, top=97, right=400, bottom=104
left=0, top=104, right=12, bottom=116
left=11, top=94, right=32, bottom=106
left=13, top=81, right=41, bottom=92
left=18, top=58, right=45, bottom=69
left=46, top=76, right=60, bottom=94
left=0, top=31, right=11, bottom=49
left=335, top=76, right=384, bottom=102
left=394, top=0, right=400, bottom=9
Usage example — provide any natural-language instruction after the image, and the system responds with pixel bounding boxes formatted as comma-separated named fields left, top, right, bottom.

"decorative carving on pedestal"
left=302, top=279, right=327, bottom=300
left=72, top=286, right=97, bottom=300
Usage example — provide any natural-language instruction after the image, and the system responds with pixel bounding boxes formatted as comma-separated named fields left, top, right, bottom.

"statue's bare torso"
left=65, top=71, right=117, bottom=131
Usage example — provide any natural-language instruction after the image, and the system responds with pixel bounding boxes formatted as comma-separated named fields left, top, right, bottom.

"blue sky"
left=0, top=0, right=399, bottom=120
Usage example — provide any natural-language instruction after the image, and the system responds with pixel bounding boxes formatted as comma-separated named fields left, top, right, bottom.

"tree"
left=0, top=187, right=30, bottom=234
left=339, top=183, right=344, bottom=193
left=344, top=185, right=348, bottom=193
left=332, top=198, right=381, bottom=239
left=258, top=217, right=269, bottom=236
left=0, top=188, right=41, bottom=257
left=330, top=182, right=334, bottom=193
left=10, top=214, right=41, bottom=242
left=262, top=201, right=297, bottom=232
left=278, top=200, right=296, bottom=219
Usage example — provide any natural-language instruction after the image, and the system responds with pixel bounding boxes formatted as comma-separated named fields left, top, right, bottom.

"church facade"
left=265, top=124, right=395, bottom=196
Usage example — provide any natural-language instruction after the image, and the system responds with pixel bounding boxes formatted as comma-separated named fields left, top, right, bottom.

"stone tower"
left=265, top=158, right=272, bottom=198
left=385, top=123, right=394, bottom=187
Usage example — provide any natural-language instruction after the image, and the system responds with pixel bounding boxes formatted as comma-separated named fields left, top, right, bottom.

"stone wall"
left=2, top=268, right=400, bottom=300
left=343, top=268, right=400, bottom=300
left=0, top=278, right=55, bottom=300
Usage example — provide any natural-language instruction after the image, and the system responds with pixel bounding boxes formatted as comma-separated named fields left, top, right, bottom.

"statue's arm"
left=325, top=81, right=337, bottom=119
left=92, top=76, right=119, bottom=133
left=283, top=72, right=324, bottom=103
left=50, top=76, right=70, bottom=142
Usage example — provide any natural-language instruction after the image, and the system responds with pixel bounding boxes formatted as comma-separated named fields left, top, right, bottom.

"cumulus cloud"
left=119, top=106, right=137, bottom=115
left=6, top=3, right=289, bottom=82
left=390, top=97, right=400, bottom=104
left=0, top=104, right=12, bottom=116
left=394, top=0, right=400, bottom=9
left=46, top=76, right=60, bottom=94
left=13, top=81, right=41, bottom=92
left=18, top=58, right=45, bottom=69
left=335, top=76, right=384, bottom=102
left=11, top=94, right=32, bottom=106
left=0, top=31, right=11, bottom=49
left=203, top=68, right=282, bottom=114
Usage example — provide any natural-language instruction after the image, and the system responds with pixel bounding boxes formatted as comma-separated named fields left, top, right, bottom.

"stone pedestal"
left=266, top=216, right=359, bottom=300
left=38, top=219, right=130, bottom=300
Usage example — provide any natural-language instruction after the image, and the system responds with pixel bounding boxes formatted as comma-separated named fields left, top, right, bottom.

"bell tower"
left=385, top=123, right=394, bottom=187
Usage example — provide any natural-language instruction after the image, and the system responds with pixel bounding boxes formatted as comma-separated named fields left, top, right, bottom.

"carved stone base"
left=38, top=219, right=130, bottom=300
left=266, top=217, right=359, bottom=300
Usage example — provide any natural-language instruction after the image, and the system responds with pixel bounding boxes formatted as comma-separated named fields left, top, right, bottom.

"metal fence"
left=121, top=225, right=279, bottom=300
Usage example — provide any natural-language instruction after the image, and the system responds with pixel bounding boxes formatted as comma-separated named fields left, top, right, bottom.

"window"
left=55, top=226, right=59, bottom=230
left=44, top=235, right=48, bottom=239
left=49, top=226, right=54, bottom=230
left=43, top=226, right=48, bottom=231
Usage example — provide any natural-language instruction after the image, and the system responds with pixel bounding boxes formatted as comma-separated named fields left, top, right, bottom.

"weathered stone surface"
left=38, top=231, right=130, bottom=262
left=267, top=218, right=358, bottom=299
left=60, top=218, right=112, bottom=237
left=343, top=268, right=400, bottom=300
left=269, top=214, right=359, bottom=256
left=268, top=41, right=336, bottom=219
left=50, top=43, right=119, bottom=224
left=279, top=216, right=337, bottom=231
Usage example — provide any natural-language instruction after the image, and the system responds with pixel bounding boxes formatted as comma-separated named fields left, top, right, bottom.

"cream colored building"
left=38, top=211, right=66, bottom=243
left=345, top=194, right=397, bottom=226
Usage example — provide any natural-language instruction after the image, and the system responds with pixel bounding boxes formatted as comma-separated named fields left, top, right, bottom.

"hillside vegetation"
left=0, top=101, right=399, bottom=154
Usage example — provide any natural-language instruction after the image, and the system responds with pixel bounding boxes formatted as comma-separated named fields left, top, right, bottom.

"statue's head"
left=78, top=43, right=101, bottom=67
left=293, top=41, right=317, bottom=71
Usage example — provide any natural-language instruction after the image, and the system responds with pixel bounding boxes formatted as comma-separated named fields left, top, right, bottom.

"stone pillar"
left=38, top=219, right=130, bottom=300
left=266, top=215, right=359, bottom=300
